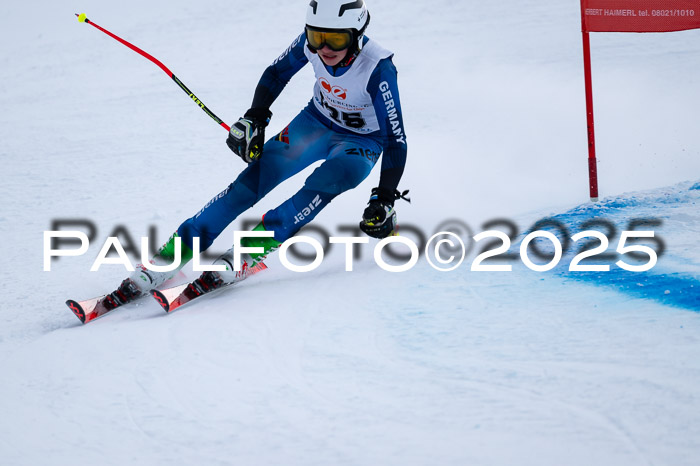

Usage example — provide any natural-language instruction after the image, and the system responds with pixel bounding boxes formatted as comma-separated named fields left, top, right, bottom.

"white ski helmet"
left=305, top=0, right=371, bottom=59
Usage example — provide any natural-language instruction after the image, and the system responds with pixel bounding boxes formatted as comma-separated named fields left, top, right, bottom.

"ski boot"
left=130, top=232, right=194, bottom=293
left=189, top=221, right=281, bottom=293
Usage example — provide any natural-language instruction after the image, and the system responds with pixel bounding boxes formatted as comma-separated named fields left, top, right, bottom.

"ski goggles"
left=305, top=27, right=354, bottom=52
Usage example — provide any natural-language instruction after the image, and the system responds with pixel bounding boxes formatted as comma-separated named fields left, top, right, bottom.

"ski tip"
left=76, top=13, right=88, bottom=23
left=65, top=300, right=86, bottom=323
left=151, top=290, right=171, bottom=313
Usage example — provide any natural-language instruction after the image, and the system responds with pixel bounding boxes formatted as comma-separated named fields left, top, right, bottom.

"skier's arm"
left=250, top=32, right=310, bottom=110
left=227, top=33, right=309, bottom=162
left=367, top=57, right=408, bottom=196
left=360, top=58, right=408, bottom=239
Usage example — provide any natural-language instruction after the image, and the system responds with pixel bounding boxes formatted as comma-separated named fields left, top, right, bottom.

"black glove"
left=360, top=187, right=410, bottom=239
left=226, top=107, right=272, bottom=163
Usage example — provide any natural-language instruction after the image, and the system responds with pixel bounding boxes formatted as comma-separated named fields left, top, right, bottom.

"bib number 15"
left=319, top=92, right=366, bottom=129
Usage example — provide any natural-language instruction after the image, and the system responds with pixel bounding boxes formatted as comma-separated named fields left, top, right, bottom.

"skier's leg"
left=176, top=109, right=330, bottom=252
left=130, top=109, right=330, bottom=292
left=207, top=134, right=381, bottom=284
left=262, top=134, right=382, bottom=242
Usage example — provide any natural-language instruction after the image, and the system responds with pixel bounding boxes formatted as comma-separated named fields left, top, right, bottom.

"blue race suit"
left=178, top=34, right=407, bottom=249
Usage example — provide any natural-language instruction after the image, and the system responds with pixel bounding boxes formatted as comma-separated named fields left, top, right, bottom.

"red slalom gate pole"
left=579, top=4, right=599, bottom=202
left=581, top=30, right=599, bottom=202
left=75, top=13, right=230, bottom=132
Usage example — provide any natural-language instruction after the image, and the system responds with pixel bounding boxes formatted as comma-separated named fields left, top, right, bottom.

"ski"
left=152, top=263, right=268, bottom=313
left=65, top=279, right=145, bottom=324
left=66, top=294, right=136, bottom=324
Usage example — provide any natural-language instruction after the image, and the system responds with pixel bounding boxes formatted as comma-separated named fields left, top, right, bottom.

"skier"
left=106, top=0, right=408, bottom=308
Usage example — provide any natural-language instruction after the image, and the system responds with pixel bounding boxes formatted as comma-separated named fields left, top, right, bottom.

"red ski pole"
left=75, top=13, right=230, bottom=132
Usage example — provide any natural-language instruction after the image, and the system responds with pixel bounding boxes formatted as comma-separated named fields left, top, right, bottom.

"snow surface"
left=1, top=1, right=699, bottom=465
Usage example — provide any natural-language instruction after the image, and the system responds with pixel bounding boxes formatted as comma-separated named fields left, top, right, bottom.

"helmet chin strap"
left=337, top=11, right=370, bottom=67
left=337, top=44, right=360, bottom=67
